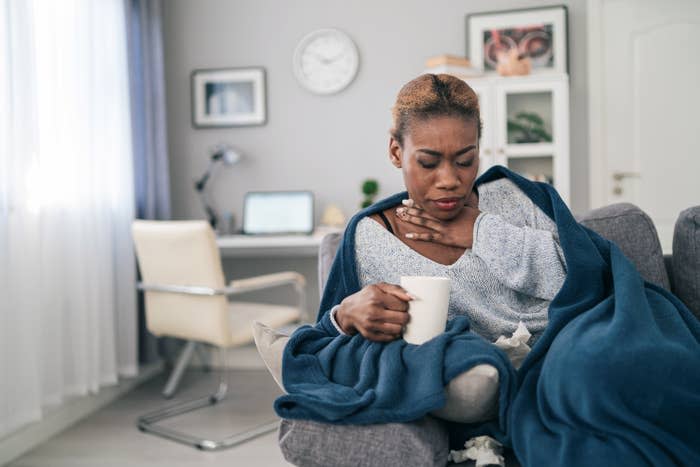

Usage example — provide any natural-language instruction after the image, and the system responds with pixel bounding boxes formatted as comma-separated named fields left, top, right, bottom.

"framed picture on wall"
left=466, top=6, right=568, bottom=75
left=191, top=67, right=267, bottom=127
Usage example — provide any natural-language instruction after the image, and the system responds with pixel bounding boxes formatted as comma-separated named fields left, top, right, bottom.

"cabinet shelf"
left=504, top=143, right=554, bottom=158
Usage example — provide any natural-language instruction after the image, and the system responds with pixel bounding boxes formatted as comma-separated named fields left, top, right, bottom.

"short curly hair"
left=390, top=74, right=482, bottom=147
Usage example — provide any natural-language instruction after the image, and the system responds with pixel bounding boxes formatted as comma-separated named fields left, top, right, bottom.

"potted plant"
left=507, top=111, right=552, bottom=144
left=361, top=179, right=379, bottom=208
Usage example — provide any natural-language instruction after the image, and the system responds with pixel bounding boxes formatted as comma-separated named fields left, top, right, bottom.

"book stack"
left=424, top=54, right=482, bottom=78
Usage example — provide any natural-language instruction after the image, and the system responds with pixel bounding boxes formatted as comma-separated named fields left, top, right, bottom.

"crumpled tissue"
left=493, top=321, right=531, bottom=369
left=448, top=435, right=505, bottom=466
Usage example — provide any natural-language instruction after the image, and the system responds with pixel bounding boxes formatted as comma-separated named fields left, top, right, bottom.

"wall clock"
left=293, top=28, right=360, bottom=95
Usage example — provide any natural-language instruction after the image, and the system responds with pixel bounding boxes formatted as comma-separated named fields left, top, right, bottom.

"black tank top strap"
left=377, top=211, right=395, bottom=235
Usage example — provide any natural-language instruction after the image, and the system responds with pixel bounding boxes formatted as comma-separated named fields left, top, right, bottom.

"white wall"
left=162, top=0, right=589, bottom=223
left=162, top=0, right=589, bottom=315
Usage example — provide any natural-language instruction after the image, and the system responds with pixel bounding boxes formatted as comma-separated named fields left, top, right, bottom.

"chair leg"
left=138, top=346, right=279, bottom=451
left=162, top=340, right=197, bottom=399
left=195, top=343, right=211, bottom=372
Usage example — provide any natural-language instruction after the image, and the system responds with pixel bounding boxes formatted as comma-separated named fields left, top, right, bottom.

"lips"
left=432, top=197, right=463, bottom=211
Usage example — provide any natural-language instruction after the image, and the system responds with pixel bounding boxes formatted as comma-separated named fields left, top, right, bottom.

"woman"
left=264, top=73, right=567, bottom=426
left=270, top=75, right=700, bottom=467
left=326, top=73, right=566, bottom=347
left=267, top=73, right=700, bottom=467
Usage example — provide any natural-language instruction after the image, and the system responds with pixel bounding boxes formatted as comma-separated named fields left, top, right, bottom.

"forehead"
left=405, top=116, right=478, bottom=146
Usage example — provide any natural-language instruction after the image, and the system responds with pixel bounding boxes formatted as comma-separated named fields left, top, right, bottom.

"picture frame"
left=466, top=6, right=568, bottom=75
left=191, top=67, right=267, bottom=128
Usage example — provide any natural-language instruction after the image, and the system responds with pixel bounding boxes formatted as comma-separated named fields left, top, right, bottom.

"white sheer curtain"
left=0, top=0, right=137, bottom=437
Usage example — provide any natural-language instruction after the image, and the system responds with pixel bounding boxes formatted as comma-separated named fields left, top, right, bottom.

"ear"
left=388, top=137, right=402, bottom=168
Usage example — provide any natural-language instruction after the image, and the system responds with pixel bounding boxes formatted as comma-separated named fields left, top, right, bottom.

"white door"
left=589, top=0, right=700, bottom=252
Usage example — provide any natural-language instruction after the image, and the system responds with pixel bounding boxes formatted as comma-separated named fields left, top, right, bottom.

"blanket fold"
left=275, top=166, right=700, bottom=466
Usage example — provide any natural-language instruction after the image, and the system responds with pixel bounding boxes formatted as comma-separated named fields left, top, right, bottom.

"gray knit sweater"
left=353, top=178, right=567, bottom=342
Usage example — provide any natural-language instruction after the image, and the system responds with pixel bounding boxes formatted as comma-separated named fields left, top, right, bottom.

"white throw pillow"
left=252, top=321, right=289, bottom=392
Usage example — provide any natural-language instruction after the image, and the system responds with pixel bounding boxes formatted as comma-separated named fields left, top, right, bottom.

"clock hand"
left=321, top=51, right=345, bottom=64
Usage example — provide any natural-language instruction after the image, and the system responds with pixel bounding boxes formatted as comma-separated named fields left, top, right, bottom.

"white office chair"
left=132, top=220, right=305, bottom=450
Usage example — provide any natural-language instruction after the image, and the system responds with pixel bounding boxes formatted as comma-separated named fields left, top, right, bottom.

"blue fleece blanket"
left=275, top=166, right=700, bottom=466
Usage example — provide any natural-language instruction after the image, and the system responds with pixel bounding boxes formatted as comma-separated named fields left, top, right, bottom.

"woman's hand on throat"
left=395, top=195, right=481, bottom=249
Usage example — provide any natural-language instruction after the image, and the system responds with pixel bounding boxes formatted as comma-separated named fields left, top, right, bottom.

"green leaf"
left=530, top=127, right=552, bottom=142
left=515, top=111, right=544, bottom=126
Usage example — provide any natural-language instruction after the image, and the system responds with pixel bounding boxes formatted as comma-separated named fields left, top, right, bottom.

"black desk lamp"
left=194, top=144, right=242, bottom=230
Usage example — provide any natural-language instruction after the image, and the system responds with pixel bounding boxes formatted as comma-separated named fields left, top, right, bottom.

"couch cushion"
left=278, top=416, right=449, bottom=467
left=672, top=206, right=700, bottom=320
left=578, top=203, right=670, bottom=290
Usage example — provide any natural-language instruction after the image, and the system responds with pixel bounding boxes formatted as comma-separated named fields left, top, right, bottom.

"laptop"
left=241, top=190, right=314, bottom=235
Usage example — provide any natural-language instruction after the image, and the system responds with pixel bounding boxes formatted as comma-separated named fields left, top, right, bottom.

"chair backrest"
left=578, top=203, right=670, bottom=290
left=132, top=220, right=231, bottom=347
left=672, top=206, right=700, bottom=319
left=318, top=232, right=342, bottom=296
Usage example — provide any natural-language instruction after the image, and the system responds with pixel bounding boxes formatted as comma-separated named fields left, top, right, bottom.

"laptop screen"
left=242, top=191, right=314, bottom=235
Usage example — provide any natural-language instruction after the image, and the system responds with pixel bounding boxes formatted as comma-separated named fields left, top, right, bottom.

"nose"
left=435, top=163, right=461, bottom=191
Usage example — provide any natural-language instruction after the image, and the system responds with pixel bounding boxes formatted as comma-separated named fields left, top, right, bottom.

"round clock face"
left=293, top=29, right=359, bottom=95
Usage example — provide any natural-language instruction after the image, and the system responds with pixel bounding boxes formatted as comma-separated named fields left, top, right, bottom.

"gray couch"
left=279, top=203, right=700, bottom=467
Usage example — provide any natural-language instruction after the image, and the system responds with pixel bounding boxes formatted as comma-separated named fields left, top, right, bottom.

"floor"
left=8, top=367, right=293, bottom=467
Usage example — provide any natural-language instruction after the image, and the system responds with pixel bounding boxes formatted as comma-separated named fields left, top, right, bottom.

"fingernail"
left=405, top=233, right=415, bottom=239
left=407, top=294, right=416, bottom=300
left=402, top=199, right=413, bottom=207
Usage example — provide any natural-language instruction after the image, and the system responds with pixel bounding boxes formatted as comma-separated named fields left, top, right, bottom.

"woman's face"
left=389, top=115, right=480, bottom=221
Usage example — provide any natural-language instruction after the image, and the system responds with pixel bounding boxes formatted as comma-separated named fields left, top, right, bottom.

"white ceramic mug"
left=400, top=276, right=451, bottom=345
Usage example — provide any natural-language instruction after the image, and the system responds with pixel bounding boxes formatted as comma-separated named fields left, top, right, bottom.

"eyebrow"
left=416, top=145, right=477, bottom=157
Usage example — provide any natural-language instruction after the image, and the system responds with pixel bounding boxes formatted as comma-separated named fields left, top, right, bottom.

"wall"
left=162, top=0, right=589, bottom=221
left=162, top=0, right=589, bottom=316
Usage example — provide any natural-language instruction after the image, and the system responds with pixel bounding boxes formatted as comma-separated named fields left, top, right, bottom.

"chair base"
left=162, top=341, right=212, bottom=399
left=138, top=378, right=279, bottom=451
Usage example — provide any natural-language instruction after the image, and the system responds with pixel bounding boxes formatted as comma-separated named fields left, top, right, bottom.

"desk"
left=216, top=231, right=341, bottom=319
left=216, top=232, right=329, bottom=258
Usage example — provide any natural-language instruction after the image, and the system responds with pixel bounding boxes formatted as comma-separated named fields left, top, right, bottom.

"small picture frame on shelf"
left=191, top=67, right=266, bottom=128
left=466, top=6, right=568, bottom=75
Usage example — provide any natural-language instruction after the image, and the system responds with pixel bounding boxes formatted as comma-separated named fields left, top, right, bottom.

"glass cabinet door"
left=494, top=78, right=569, bottom=202
left=463, top=75, right=569, bottom=204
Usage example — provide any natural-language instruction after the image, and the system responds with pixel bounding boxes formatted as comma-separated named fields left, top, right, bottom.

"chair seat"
left=228, top=301, right=301, bottom=347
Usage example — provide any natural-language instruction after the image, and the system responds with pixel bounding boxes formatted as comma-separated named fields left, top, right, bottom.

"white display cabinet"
left=468, top=74, right=570, bottom=204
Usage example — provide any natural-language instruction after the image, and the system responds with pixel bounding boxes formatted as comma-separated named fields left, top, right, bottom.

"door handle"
left=612, top=171, right=641, bottom=182
left=611, top=171, right=640, bottom=195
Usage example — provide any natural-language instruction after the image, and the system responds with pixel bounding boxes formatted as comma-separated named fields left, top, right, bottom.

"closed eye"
left=457, top=155, right=476, bottom=167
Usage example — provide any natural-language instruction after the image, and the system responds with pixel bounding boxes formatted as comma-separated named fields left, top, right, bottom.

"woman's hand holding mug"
left=335, top=283, right=413, bottom=342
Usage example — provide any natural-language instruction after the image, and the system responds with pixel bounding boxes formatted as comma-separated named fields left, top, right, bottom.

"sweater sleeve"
left=315, top=307, right=341, bottom=336
left=472, top=181, right=567, bottom=300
